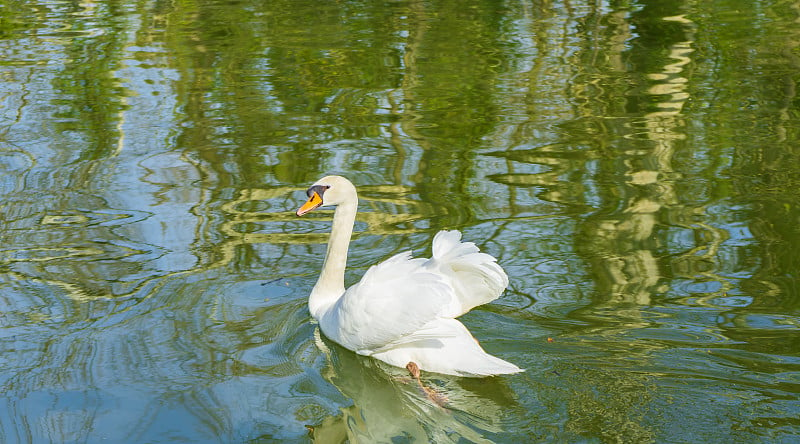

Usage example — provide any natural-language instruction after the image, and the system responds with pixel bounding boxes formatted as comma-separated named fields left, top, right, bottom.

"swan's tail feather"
left=465, top=354, right=524, bottom=377
left=370, top=319, right=524, bottom=377
left=448, top=343, right=524, bottom=377
left=430, top=230, right=509, bottom=316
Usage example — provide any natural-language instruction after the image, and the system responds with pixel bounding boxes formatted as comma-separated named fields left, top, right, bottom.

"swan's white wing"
left=319, top=251, right=455, bottom=354
left=428, top=230, right=509, bottom=317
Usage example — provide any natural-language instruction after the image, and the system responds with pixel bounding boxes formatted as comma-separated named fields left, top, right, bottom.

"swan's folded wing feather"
left=322, top=251, right=455, bottom=354
left=430, top=230, right=509, bottom=317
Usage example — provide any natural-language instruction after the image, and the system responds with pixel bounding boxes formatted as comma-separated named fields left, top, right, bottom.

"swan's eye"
left=306, top=185, right=329, bottom=198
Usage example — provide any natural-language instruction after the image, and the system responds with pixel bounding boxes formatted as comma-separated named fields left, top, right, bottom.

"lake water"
left=1, top=0, right=799, bottom=442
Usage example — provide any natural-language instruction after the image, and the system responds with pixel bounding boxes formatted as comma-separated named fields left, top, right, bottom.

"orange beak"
left=296, top=191, right=324, bottom=216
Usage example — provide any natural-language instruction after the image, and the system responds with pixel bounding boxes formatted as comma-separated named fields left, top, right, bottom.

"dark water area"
left=1, top=0, right=799, bottom=442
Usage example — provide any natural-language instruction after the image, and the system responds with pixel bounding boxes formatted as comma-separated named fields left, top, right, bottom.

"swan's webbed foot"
left=405, top=361, right=448, bottom=408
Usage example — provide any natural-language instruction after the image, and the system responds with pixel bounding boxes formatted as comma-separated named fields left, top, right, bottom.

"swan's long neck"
left=308, top=197, right=357, bottom=319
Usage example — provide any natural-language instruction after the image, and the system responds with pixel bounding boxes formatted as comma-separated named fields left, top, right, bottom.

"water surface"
left=1, top=0, right=799, bottom=442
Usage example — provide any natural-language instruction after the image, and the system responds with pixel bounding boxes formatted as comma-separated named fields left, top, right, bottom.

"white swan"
left=296, top=175, right=522, bottom=377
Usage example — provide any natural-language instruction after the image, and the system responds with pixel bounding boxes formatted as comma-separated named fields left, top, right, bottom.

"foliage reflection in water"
left=0, top=0, right=799, bottom=442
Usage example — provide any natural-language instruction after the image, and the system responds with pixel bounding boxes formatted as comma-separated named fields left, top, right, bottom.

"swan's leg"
left=405, top=362, right=448, bottom=408
left=405, top=361, right=421, bottom=381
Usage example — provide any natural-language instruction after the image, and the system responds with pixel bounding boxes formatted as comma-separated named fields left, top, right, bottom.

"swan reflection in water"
left=307, top=329, right=516, bottom=443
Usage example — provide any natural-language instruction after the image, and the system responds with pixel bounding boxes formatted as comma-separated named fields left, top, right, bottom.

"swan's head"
left=296, top=175, right=357, bottom=216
